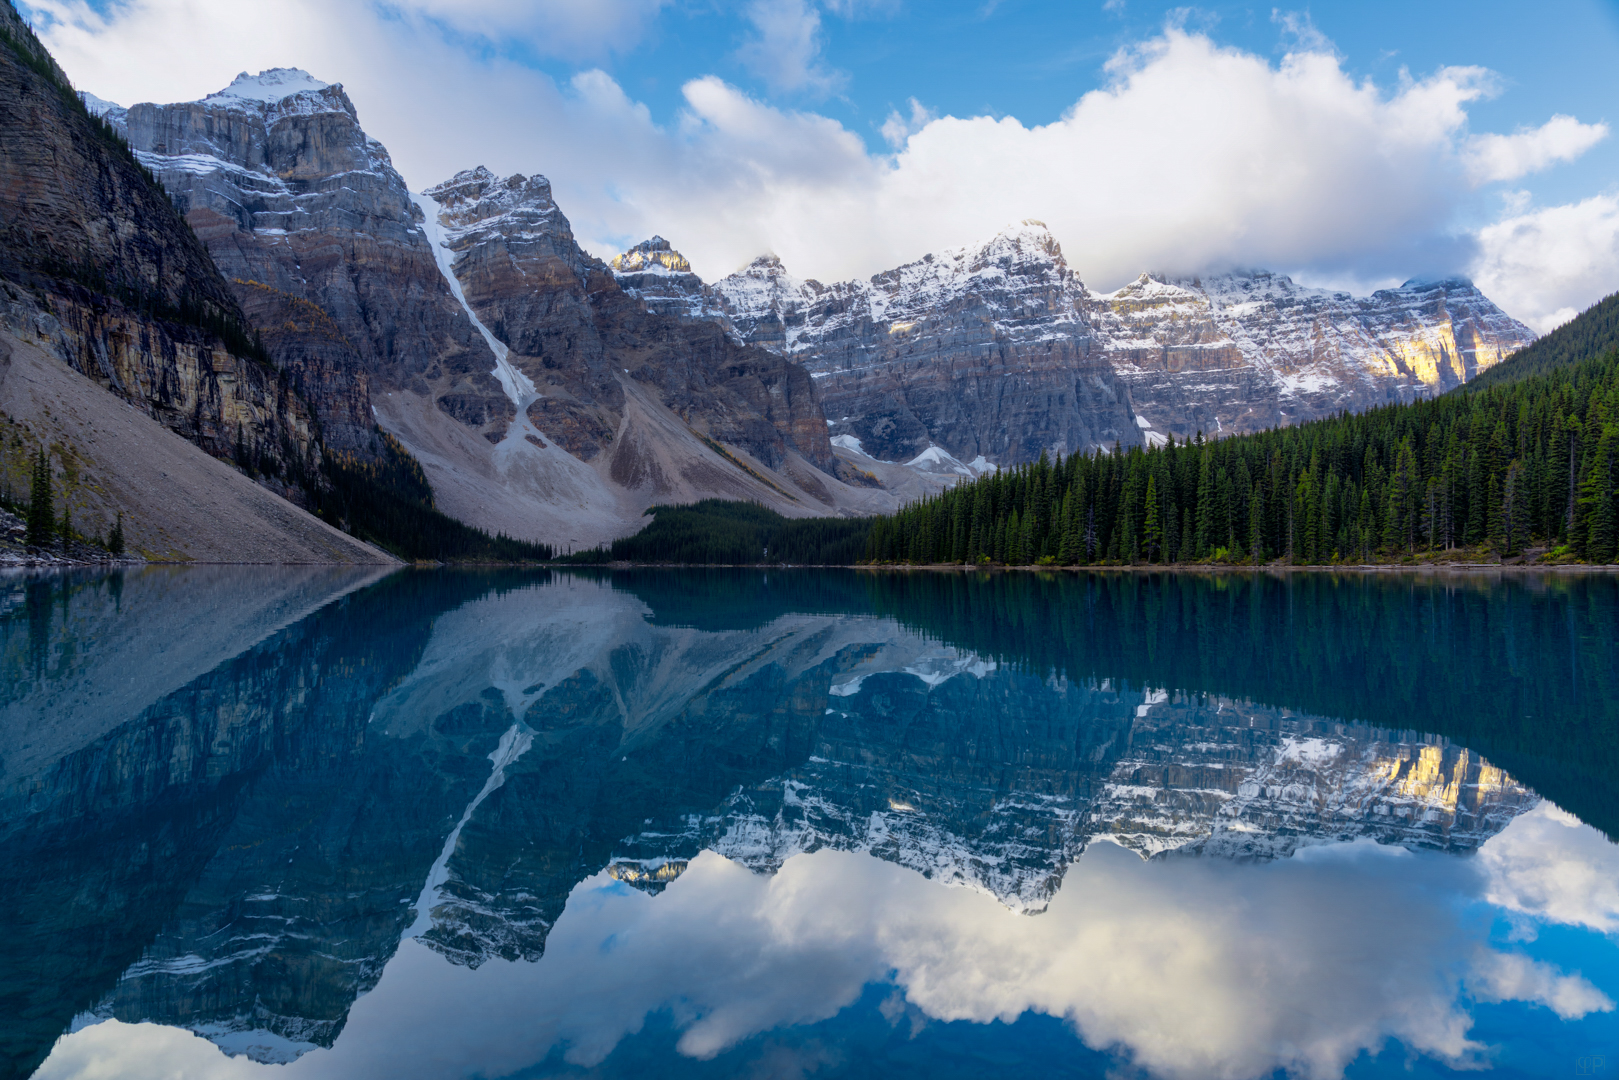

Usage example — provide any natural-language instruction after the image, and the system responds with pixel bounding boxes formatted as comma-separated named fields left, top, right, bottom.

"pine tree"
left=1248, top=489, right=1264, bottom=562
left=1194, top=450, right=1214, bottom=557
left=1142, top=473, right=1162, bottom=563
left=108, top=510, right=125, bottom=556
left=26, top=448, right=53, bottom=548
left=1581, top=422, right=1617, bottom=562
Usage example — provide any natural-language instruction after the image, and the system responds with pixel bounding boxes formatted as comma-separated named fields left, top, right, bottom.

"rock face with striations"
left=1091, top=270, right=1538, bottom=443
left=421, top=168, right=834, bottom=474
left=0, top=14, right=320, bottom=506
left=708, top=223, right=1140, bottom=467
left=120, top=68, right=501, bottom=455
left=119, top=71, right=885, bottom=545
left=703, top=223, right=1538, bottom=466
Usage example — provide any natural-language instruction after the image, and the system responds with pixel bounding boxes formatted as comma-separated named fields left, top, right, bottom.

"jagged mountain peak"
left=744, top=252, right=787, bottom=272
left=962, top=219, right=1068, bottom=274
left=611, top=236, right=693, bottom=275
left=202, top=67, right=331, bottom=104
left=426, top=167, right=554, bottom=208
left=1396, top=275, right=1478, bottom=293
left=1099, top=273, right=1203, bottom=305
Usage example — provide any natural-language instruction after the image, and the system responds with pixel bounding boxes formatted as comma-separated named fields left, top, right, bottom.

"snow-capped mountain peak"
left=203, top=68, right=330, bottom=104
left=964, top=219, right=1068, bottom=273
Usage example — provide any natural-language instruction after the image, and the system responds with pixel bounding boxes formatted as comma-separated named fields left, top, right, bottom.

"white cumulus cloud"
left=735, top=0, right=846, bottom=97
left=17, top=2, right=1619, bottom=336
left=1467, top=114, right=1611, bottom=184
left=1472, top=194, right=1619, bottom=333
left=1480, top=800, right=1619, bottom=932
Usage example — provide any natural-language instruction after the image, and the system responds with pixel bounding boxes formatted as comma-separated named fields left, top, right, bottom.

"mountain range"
left=0, top=15, right=1539, bottom=556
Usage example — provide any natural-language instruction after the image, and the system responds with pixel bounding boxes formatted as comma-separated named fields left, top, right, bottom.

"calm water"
left=2, top=567, right=1617, bottom=1080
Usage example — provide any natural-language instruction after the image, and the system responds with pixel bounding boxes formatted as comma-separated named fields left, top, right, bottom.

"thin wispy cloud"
left=735, top=0, right=846, bottom=97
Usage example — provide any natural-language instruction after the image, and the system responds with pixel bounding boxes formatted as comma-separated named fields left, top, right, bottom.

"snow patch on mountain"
left=411, top=190, right=535, bottom=409
left=203, top=68, right=330, bottom=104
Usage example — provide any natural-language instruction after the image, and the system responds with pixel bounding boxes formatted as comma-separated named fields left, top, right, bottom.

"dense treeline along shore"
left=574, top=293, right=1619, bottom=570
left=868, top=340, right=1619, bottom=569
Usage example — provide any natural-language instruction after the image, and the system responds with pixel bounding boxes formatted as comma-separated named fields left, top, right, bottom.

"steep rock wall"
left=0, top=12, right=318, bottom=478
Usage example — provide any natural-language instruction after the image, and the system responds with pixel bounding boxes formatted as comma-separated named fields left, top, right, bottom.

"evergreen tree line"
left=866, top=347, right=1619, bottom=566
left=1468, top=290, right=1619, bottom=391
left=312, top=432, right=553, bottom=562
left=559, top=500, right=873, bottom=565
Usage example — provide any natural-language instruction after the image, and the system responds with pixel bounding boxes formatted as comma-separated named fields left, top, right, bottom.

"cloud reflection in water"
left=40, top=805, right=1617, bottom=1080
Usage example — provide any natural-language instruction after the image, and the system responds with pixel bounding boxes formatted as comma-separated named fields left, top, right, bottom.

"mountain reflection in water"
left=2, top=568, right=1616, bottom=1079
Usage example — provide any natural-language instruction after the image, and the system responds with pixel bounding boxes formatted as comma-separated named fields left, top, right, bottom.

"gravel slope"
left=0, top=331, right=397, bottom=563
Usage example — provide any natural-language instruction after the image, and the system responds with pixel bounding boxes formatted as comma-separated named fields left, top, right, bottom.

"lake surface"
left=2, top=567, right=1617, bottom=1080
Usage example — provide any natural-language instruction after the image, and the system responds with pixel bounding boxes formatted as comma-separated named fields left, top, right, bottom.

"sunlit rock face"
left=1096, top=272, right=1537, bottom=443
left=1090, top=693, right=1538, bottom=859
left=703, top=227, right=1536, bottom=464
left=610, top=236, right=727, bottom=324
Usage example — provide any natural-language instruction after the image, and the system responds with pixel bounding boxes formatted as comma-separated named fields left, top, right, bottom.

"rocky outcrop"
left=608, top=236, right=727, bottom=324
left=706, top=224, right=1140, bottom=466
left=121, top=69, right=493, bottom=456
left=1094, top=271, right=1538, bottom=442
left=703, top=224, right=1538, bottom=465
left=119, top=70, right=895, bottom=546
left=0, top=13, right=319, bottom=482
left=422, top=167, right=834, bottom=473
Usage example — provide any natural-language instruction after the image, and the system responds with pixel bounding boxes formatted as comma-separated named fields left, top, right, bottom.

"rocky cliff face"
left=421, top=167, right=834, bottom=473
left=1094, top=271, right=1538, bottom=443
left=119, top=71, right=894, bottom=545
left=698, top=224, right=1538, bottom=466
left=120, top=69, right=495, bottom=456
left=0, top=13, right=320, bottom=493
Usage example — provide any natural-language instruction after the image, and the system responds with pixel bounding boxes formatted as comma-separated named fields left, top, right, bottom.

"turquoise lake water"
left=2, top=567, right=1616, bottom=1079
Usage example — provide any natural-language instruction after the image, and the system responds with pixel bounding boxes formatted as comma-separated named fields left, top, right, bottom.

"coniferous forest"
left=865, top=342, right=1619, bottom=567
left=560, top=500, right=871, bottom=565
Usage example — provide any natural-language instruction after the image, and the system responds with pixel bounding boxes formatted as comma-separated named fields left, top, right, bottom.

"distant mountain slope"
left=612, top=225, right=1536, bottom=469
left=707, top=229, right=1536, bottom=464
left=0, top=331, right=390, bottom=562
left=1464, top=290, right=1619, bottom=392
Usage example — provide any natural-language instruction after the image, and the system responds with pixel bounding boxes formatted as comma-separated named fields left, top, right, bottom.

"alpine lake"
left=2, top=566, right=1617, bottom=1080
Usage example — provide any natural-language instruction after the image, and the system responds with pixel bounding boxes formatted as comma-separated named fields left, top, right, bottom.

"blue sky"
left=509, top=0, right=1619, bottom=200
left=24, top=0, right=1619, bottom=330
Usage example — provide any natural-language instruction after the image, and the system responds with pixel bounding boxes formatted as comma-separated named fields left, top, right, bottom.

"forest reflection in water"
left=2, top=567, right=1616, bottom=1080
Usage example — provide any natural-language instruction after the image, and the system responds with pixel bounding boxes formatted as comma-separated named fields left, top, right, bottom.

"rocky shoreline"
left=0, top=508, right=142, bottom=568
